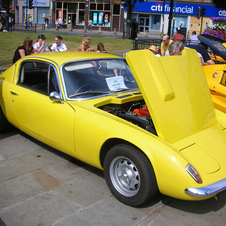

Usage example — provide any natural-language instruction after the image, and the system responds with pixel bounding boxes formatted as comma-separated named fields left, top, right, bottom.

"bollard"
left=56, top=24, right=59, bottom=31
left=99, top=26, right=102, bottom=34
left=42, top=23, right=45, bottom=30
left=84, top=26, right=87, bottom=33
left=145, top=30, right=148, bottom=37
left=114, top=27, right=117, bottom=35
left=70, top=24, right=73, bottom=32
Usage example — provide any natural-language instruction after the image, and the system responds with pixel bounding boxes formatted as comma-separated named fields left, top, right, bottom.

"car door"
left=9, top=60, right=75, bottom=153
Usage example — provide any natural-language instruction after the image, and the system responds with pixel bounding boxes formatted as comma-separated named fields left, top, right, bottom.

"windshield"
left=62, top=59, right=139, bottom=99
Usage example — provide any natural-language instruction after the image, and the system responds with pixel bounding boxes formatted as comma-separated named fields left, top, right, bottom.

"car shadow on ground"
left=137, top=187, right=226, bottom=214
left=2, top=129, right=226, bottom=214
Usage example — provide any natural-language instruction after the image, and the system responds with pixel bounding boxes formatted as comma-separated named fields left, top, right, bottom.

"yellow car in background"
left=198, top=35, right=226, bottom=113
left=0, top=50, right=226, bottom=207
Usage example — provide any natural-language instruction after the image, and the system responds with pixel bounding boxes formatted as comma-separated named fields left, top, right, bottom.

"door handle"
left=10, top=91, right=19, bottom=95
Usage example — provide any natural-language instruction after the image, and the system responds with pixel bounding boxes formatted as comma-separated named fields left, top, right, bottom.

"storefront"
left=15, top=0, right=124, bottom=31
left=52, top=0, right=124, bottom=31
left=129, top=1, right=226, bottom=36
left=19, top=0, right=49, bottom=24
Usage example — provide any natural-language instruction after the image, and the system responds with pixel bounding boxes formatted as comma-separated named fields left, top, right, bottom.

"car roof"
left=22, top=51, right=121, bottom=66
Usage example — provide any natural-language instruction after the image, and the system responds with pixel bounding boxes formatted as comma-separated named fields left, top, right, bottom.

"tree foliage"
left=212, top=0, right=226, bottom=9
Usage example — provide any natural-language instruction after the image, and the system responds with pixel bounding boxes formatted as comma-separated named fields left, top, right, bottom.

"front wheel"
left=104, top=144, right=158, bottom=206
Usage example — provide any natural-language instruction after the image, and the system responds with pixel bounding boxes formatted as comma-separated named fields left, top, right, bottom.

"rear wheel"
left=0, top=107, right=12, bottom=133
left=104, top=144, right=158, bottom=206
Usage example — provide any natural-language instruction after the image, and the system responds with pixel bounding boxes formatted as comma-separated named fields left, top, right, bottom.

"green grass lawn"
left=0, top=32, right=133, bottom=67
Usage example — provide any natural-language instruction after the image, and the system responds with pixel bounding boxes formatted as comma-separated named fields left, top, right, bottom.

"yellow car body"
left=203, top=64, right=226, bottom=113
left=197, top=35, right=226, bottom=113
left=0, top=50, right=226, bottom=206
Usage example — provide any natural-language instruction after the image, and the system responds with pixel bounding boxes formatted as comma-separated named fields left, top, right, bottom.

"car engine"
left=99, top=100, right=157, bottom=135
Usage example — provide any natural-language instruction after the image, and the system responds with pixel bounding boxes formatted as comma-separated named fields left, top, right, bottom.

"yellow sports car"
left=0, top=50, right=226, bottom=207
left=198, top=35, right=226, bottom=113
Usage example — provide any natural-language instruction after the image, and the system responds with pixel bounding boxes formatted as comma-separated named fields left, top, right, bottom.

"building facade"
left=14, top=0, right=226, bottom=36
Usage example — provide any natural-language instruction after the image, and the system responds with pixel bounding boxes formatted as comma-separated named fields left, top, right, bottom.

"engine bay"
left=99, top=100, right=157, bottom=135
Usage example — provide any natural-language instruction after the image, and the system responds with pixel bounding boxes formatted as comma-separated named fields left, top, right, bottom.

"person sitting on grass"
left=12, top=37, right=35, bottom=64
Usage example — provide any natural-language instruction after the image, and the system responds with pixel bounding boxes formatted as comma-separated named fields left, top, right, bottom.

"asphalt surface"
left=0, top=129, right=226, bottom=226
left=12, top=25, right=162, bottom=40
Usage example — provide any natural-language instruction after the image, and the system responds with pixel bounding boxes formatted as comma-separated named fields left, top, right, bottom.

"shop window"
left=79, top=11, right=85, bottom=24
left=113, top=4, right=120, bottom=15
left=97, top=4, right=103, bottom=10
left=68, top=3, right=77, bottom=12
left=56, top=2, right=62, bottom=8
left=104, top=4, right=110, bottom=11
left=63, top=2, right=67, bottom=9
left=90, top=4, right=96, bottom=10
left=63, top=10, right=67, bottom=24
left=79, top=3, right=85, bottom=9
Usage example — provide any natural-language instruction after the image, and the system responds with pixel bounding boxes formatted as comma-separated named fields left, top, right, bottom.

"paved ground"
left=0, top=129, right=226, bottom=226
left=12, top=25, right=162, bottom=40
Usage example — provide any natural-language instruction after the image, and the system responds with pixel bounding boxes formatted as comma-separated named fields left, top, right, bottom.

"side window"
left=18, top=61, right=59, bottom=95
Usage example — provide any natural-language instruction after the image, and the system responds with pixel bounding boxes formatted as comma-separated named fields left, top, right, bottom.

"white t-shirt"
left=189, top=35, right=199, bottom=45
left=51, top=43, right=67, bottom=51
left=33, top=42, right=48, bottom=53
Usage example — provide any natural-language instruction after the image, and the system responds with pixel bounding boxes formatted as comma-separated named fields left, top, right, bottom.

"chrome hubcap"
left=109, top=156, right=140, bottom=197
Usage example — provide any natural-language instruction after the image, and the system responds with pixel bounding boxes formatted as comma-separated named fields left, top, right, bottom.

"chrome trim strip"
left=185, top=178, right=226, bottom=198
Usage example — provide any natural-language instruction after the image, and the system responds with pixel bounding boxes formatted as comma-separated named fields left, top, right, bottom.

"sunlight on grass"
left=0, top=32, right=133, bottom=67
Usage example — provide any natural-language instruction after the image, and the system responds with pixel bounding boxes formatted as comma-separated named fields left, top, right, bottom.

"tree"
left=212, top=0, right=226, bottom=9
left=125, top=0, right=144, bottom=39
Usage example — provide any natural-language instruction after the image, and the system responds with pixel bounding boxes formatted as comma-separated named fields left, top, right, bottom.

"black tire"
left=0, top=107, right=12, bottom=133
left=104, top=144, right=158, bottom=206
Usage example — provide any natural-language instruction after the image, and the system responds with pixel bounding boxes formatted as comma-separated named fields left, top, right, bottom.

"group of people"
left=12, top=34, right=67, bottom=63
left=12, top=35, right=107, bottom=64
left=154, top=29, right=215, bottom=65
left=78, top=36, right=106, bottom=53
left=13, top=29, right=215, bottom=66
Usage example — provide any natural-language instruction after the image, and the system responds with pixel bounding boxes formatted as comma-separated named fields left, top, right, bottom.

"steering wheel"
left=75, top=84, right=95, bottom=93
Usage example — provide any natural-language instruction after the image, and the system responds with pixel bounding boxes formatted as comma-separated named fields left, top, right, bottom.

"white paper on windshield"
left=106, top=76, right=128, bottom=91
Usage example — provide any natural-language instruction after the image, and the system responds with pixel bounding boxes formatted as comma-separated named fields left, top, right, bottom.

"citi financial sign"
left=151, top=3, right=193, bottom=14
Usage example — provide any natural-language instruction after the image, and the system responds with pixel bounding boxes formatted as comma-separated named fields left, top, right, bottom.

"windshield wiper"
left=69, top=91, right=110, bottom=98
left=112, top=88, right=140, bottom=93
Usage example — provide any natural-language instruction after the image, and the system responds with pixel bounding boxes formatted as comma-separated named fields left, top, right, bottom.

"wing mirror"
left=50, top=91, right=63, bottom=103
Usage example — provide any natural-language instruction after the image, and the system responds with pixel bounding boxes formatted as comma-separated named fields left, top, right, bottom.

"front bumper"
left=185, top=178, right=226, bottom=198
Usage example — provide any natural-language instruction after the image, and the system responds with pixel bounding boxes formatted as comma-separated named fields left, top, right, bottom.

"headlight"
left=186, top=164, right=202, bottom=184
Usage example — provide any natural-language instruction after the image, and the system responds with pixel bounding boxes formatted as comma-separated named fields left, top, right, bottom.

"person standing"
left=189, top=31, right=199, bottom=45
left=88, top=19, right=93, bottom=31
left=131, top=19, right=138, bottom=39
left=44, top=16, right=49, bottom=28
left=48, top=16, right=52, bottom=29
left=168, top=41, right=184, bottom=56
left=13, top=37, right=35, bottom=63
left=50, top=35, right=67, bottom=51
left=171, top=28, right=185, bottom=43
left=149, top=45, right=161, bottom=57
left=28, top=15, right=32, bottom=27
left=33, top=34, right=49, bottom=53
left=58, top=17, right=63, bottom=30
left=161, top=35, right=173, bottom=56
